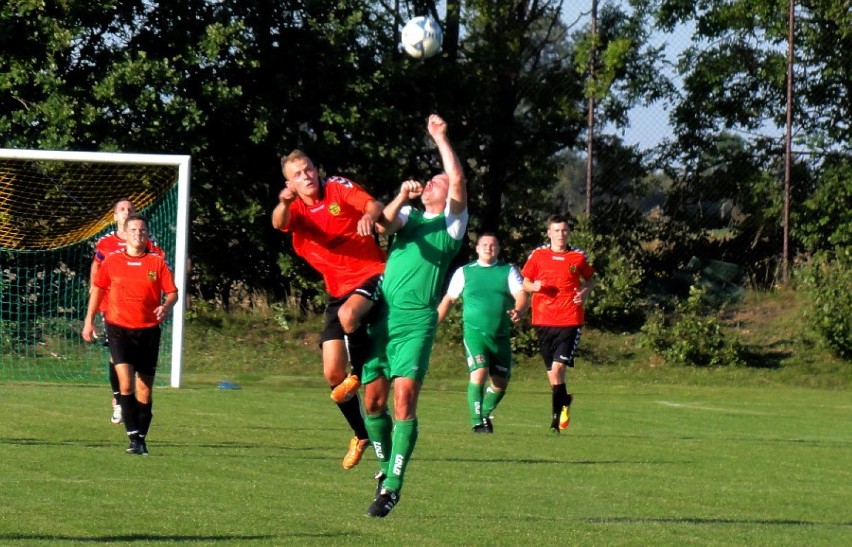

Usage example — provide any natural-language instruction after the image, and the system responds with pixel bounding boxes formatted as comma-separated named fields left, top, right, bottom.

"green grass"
left=1, top=377, right=849, bottom=545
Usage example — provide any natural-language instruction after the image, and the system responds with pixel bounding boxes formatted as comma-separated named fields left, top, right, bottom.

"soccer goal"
left=0, top=149, right=190, bottom=388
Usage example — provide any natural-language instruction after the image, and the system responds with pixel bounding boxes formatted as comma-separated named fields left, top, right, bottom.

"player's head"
left=124, top=213, right=150, bottom=252
left=421, top=172, right=450, bottom=211
left=475, top=233, right=501, bottom=264
left=282, top=150, right=320, bottom=199
left=113, top=199, right=135, bottom=229
left=546, top=214, right=570, bottom=251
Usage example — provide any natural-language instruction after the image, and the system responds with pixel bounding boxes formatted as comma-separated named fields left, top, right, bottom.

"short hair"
left=547, top=214, right=570, bottom=227
left=281, top=149, right=311, bottom=170
left=113, top=198, right=134, bottom=212
left=125, top=213, right=148, bottom=228
left=476, top=232, right=500, bottom=244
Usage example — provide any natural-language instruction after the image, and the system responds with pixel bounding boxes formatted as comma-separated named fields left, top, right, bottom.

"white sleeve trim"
left=445, top=267, right=465, bottom=298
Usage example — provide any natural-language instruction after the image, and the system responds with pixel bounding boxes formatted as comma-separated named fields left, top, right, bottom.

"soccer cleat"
left=139, top=439, right=149, bottom=456
left=374, top=471, right=387, bottom=499
left=126, top=437, right=144, bottom=455
left=330, top=374, right=361, bottom=403
left=483, top=417, right=494, bottom=433
left=366, top=488, right=400, bottom=518
left=559, top=393, right=574, bottom=430
left=472, top=423, right=489, bottom=434
left=343, top=436, right=369, bottom=469
left=111, top=404, right=123, bottom=425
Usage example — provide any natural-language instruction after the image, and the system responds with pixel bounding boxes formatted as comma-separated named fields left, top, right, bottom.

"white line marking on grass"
left=655, top=401, right=768, bottom=415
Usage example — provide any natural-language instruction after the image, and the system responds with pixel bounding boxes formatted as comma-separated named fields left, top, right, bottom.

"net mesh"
left=0, top=155, right=179, bottom=384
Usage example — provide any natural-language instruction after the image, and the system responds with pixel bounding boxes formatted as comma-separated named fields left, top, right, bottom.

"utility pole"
left=585, top=0, right=598, bottom=218
left=783, top=0, right=795, bottom=286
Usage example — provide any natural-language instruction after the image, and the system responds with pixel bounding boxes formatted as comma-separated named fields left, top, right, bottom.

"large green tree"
left=0, top=0, right=674, bottom=306
left=654, top=0, right=851, bottom=275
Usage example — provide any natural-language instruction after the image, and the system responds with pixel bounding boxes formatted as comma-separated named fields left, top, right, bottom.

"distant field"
left=1, top=378, right=849, bottom=545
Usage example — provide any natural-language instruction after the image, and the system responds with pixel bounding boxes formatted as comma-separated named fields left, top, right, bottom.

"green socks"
left=364, top=410, right=393, bottom=475
left=382, top=418, right=418, bottom=494
left=481, top=385, right=505, bottom=419
left=467, top=382, right=485, bottom=427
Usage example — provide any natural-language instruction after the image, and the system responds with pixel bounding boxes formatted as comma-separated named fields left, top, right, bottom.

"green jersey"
left=382, top=208, right=465, bottom=310
left=448, top=260, right=522, bottom=337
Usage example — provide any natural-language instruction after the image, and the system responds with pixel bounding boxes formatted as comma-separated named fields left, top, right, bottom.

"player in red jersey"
left=91, top=199, right=166, bottom=425
left=83, top=214, right=178, bottom=455
left=272, top=150, right=385, bottom=469
left=521, top=214, right=595, bottom=434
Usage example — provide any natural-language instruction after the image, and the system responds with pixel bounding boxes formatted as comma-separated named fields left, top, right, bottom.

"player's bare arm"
left=378, top=180, right=422, bottom=236
left=81, top=286, right=105, bottom=342
left=271, top=187, right=298, bottom=229
left=357, top=199, right=384, bottom=237
left=523, top=278, right=542, bottom=293
left=573, top=274, right=595, bottom=304
left=507, top=289, right=529, bottom=323
left=154, top=291, right=179, bottom=323
left=428, top=114, right=466, bottom=214
left=436, top=294, right=456, bottom=323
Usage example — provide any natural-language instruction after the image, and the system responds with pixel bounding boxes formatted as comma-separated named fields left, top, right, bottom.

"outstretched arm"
left=427, top=114, right=466, bottom=215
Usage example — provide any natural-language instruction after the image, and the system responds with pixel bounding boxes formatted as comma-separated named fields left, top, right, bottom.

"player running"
left=437, top=233, right=528, bottom=433
left=521, top=214, right=595, bottom=434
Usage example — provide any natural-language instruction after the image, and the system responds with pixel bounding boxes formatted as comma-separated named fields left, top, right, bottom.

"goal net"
left=0, top=149, right=190, bottom=388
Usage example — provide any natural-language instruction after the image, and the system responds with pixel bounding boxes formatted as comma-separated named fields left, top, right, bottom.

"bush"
left=570, top=217, right=646, bottom=329
left=641, top=284, right=744, bottom=367
left=798, top=249, right=851, bottom=359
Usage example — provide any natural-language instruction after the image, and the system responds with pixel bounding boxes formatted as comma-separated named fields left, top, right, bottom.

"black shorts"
left=535, top=325, right=582, bottom=370
left=320, top=274, right=382, bottom=345
left=105, top=322, right=162, bottom=376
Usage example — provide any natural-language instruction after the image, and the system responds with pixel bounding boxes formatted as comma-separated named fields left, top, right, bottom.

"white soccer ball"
left=401, top=16, right=443, bottom=60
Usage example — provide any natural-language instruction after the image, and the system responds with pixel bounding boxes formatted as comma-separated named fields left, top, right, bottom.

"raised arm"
left=427, top=114, right=466, bottom=215
left=271, top=187, right=298, bottom=230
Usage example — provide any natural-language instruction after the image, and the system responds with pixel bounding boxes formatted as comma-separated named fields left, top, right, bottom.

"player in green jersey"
left=437, top=233, right=528, bottom=433
left=363, top=114, right=468, bottom=518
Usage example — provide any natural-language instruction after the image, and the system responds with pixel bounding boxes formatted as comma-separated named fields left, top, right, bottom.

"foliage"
left=793, top=154, right=852, bottom=255
left=641, top=283, right=745, bottom=367
left=568, top=216, right=646, bottom=329
left=797, top=249, right=852, bottom=359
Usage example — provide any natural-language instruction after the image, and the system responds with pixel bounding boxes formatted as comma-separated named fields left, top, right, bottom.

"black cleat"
left=139, top=439, right=149, bottom=456
left=374, top=470, right=386, bottom=499
left=483, top=417, right=494, bottom=433
left=367, top=488, right=400, bottom=518
left=472, top=423, right=489, bottom=433
left=126, top=437, right=144, bottom=455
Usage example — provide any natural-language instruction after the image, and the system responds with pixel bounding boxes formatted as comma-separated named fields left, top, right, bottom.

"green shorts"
left=364, top=306, right=437, bottom=385
left=463, top=328, right=513, bottom=380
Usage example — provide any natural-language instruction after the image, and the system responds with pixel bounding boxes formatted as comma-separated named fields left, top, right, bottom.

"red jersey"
left=521, top=246, right=595, bottom=327
left=282, top=176, right=386, bottom=298
left=93, top=251, right=178, bottom=329
left=93, top=232, right=166, bottom=314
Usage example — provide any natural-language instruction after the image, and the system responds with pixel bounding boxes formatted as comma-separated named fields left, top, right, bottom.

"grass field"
left=1, top=375, right=849, bottom=545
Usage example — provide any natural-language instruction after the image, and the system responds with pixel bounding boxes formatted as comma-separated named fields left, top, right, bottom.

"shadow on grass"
left=584, top=516, right=852, bottom=528
left=739, top=343, right=791, bottom=369
left=0, top=532, right=360, bottom=542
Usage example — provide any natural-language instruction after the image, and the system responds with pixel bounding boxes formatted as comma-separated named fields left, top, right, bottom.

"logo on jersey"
left=147, top=271, right=157, bottom=281
left=328, top=202, right=342, bottom=216
left=570, top=265, right=577, bottom=273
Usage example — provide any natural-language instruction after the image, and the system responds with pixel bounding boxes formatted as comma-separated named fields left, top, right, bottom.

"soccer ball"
left=401, top=16, right=443, bottom=60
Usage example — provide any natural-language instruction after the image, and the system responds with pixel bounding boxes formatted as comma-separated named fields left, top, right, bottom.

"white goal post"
left=0, top=149, right=191, bottom=388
